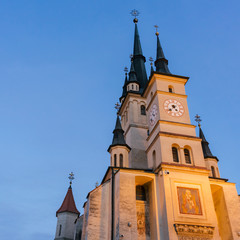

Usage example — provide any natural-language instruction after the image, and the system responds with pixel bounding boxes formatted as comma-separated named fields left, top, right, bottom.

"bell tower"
left=119, top=11, right=148, bottom=169
left=143, top=28, right=205, bottom=170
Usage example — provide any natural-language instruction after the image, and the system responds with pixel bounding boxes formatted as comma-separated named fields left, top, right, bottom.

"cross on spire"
left=195, top=114, right=202, bottom=127
left=130, top=9, right=139, bottom=23
left=68, top=172, right=74, bottom=186
left=154, top=25, right=159, bottom=36
left=115, top=102, right=120, bottom=113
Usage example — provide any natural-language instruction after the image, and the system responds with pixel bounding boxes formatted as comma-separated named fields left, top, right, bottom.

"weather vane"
left=149, top=57, right=154, bottom=66
left=68, top=172, right=75, bottom=186
left=130, top=9, right=139, bottom=23
left=154, top=25, right=159, bottom=36
left=195, top=114, right=202, bottom=127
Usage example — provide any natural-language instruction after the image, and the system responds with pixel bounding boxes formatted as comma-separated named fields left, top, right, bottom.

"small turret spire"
left=120, top=68, right=128, bottom=102
left=149, top=57, right=154, bottom=75
left=154, top=25, right=171, bottom=74
left=129, top=58, right=138, bottom=83
left=56, top=173, right=80, bottom=216
left=108, top=111, right=130, bottom=152
left=195, top=115, right=218, bottom=160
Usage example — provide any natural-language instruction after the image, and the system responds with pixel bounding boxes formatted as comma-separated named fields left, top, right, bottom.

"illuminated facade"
left=54, top=16, right=240, bottom=240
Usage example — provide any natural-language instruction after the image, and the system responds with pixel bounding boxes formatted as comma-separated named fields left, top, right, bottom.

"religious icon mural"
left=177, top=187, right=202, bottom=215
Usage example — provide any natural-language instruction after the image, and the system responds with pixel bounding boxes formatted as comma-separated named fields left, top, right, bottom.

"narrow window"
left=172, top=147, right=179, bottom=162
left=114, top=154, right=117, bottom=167
left=136, top=186, right=146, bottom=201
left=152, top=150, right=156, bottom=169
left=141, top=105, right=146, bottom=115
left=59, top=224, right=62, bottom=236
left=169, top=87, right=173, bottom=93
left=120, top=154, right=123, bottom=167
left=184, top=149, right=191, bottom=164
left=132, top=84, right=134, bottom=90
left=211, top=166, right=216, bottom=178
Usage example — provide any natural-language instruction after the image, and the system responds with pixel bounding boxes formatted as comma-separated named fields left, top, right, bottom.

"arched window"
left=172, top=147, right=179, bottom=162
left=136, top=185, right=146, bottom=201
left=141, top=105, right=146, bottom=115
left=152, top=150, right=156, bottom=169
left=132, top=84, right=134, bottom=90
left=168, top=85, right=174, bottom=93
left=114, top=154, right=117, bottom=167
left=211, top=166, right=216, bottom=178
left=184, top=149, right=191, bottom=164
left=120, top=154, right=123, bottom=167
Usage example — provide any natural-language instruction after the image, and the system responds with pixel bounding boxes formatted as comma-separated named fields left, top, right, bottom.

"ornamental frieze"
left=174, top=224, right=215, bottom=240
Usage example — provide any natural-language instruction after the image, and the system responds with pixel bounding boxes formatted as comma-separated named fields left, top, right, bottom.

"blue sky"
left=0, top=1, right=239, bottom=239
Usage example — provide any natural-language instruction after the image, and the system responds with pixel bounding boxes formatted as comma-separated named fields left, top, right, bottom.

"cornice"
left=147, top=120, right=196, bottom=142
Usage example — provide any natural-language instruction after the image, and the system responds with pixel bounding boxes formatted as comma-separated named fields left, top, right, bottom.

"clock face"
left=164, top=99, right=184, bottom=117
left=149, top=104, right=158, bottom=126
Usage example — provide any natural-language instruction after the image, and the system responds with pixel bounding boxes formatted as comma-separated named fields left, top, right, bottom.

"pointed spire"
left=56, top=185, right=80, bottom=216
left=133, top=22, right=143, bottom=56
left=128, top=60, right=138, bottom=83
left=199, top=127, right=217, bottom=159
left=131, top=11, right=148, bottom=93
left=108, top=115, right=130, bottom=152
left=120, top=68, right=128, bottom=101
left=195, top=115, right=218, bottom=161
left=154, top=26, right=171, bottom=74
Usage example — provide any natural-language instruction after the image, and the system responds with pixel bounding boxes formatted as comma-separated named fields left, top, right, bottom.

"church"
left=54, top=13, right=240, bottom=240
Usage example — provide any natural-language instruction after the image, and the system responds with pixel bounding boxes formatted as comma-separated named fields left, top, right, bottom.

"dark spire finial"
left=68, top=172, right=74, bottom=187
left=195, top=114, right=202, bottom=127
left=124, top=67, right=128, bottom=76
left=130, top=9, right=139, bottom=23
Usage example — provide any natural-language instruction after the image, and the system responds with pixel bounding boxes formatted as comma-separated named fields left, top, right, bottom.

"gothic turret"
left=197, top=120, right=220, bottom=178
left=154, top=31, right=171, bottom=74
left=55, top=174, right=79, bottom=240
left=127, top=60, right=139, bottom=92
left=108, top=115, right=130, bottom=167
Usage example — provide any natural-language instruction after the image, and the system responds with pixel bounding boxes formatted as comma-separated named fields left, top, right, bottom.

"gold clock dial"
left=164, top=99, right=184, bottom=117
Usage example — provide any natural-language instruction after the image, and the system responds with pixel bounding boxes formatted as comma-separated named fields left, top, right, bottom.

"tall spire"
left=154, top=25, right=171, bottom=74
left=130, top=10, right=148, bottom=93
